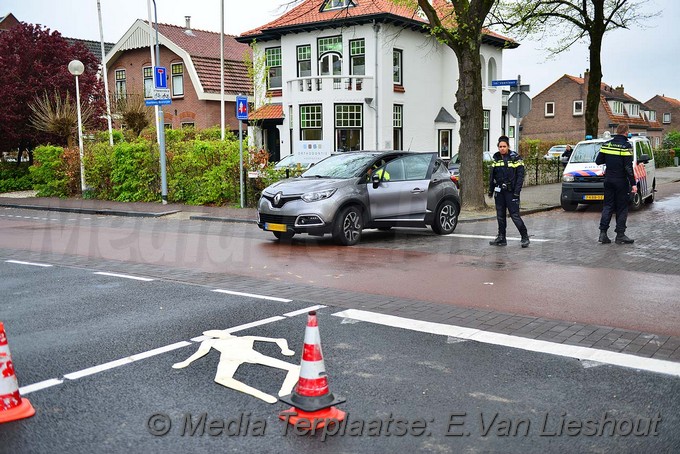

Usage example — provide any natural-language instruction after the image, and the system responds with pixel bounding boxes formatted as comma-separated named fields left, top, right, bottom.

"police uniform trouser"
left=599, top=177, right=630, bottom=234
left=494, top=190, right=527, bottom=237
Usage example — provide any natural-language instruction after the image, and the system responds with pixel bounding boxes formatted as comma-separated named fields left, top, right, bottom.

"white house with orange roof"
left=237, top=0, right=518, bottom=163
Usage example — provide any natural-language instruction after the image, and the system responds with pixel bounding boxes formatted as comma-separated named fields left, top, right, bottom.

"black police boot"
left=615, top=233, right=634, bottom=244
left=489, top=234, right=507, bottom=246
left=520, top=235, right=530, bottom=248
left=598, top=230, right=611, bottom=244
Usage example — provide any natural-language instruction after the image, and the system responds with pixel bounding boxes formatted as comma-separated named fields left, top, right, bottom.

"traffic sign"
left=236, top=96, right=249, bottom=120
left=510, top=84, right=531, bottom=92
left=145, top=98, right=172, bottom=106
left=491, top=79, right=518, bottom=87
left=508, top=92, right=532, bottom=118
left=154, top=66, right=167, bottom=89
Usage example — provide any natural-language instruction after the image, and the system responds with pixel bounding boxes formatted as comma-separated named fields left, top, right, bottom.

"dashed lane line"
left=94, top=271, right=155, bottom=282
left=19, top=304, right=323, bottom=395
left=332, top=309, right=680, bottom=378
left=5, top=259, right=53, bottom=267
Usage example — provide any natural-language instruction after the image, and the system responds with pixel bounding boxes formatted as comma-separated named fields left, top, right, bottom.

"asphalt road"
left=1, top=263, right=678, bottom=453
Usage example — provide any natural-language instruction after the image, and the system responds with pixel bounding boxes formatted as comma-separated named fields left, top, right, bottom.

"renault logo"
left=273, top=192, right=283, bottom=206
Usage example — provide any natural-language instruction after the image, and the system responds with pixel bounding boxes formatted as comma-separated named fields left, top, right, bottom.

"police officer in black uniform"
left=596, top=123, right=636, bottom=244
left=488, top=136, right=530, bottom=248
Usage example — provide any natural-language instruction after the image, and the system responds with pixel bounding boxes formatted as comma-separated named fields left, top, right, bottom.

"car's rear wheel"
left=333, top=206, right=362, bottom=246
left=561, top=199, right=578, bottom=211
left=431, top=200, right=458, bottom=235
left=273, top=231, right=295, bottom=241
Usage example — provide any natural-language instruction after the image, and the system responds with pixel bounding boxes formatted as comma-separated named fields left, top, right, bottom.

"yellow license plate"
left=584, top=195, right=604, bottom=201
left=264, top=222, right=287, bottom=232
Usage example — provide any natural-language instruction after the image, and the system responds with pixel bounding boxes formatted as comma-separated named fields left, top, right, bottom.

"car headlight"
left=562, top=174, right=574, bottom=182
left=301, top=188, right=336, bottom=202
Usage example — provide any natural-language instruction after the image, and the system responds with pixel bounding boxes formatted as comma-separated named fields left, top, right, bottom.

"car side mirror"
left=639, top=153, right=650, bottom=164
left=371, top=173, right=381, bottom=188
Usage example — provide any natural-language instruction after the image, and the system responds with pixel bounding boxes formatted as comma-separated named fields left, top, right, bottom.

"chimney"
left=615, top=85, right=625, bottom=96
left=583, top=69, right=589, bottom=87
left=184, top=16, right=195, bottom=36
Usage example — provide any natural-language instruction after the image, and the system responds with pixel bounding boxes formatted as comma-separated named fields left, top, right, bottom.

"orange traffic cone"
left=0, top=322, right=35, bottom=423
left=279, top=311, right=345, bottom=429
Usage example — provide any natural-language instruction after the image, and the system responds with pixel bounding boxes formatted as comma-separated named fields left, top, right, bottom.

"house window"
left=350, top=39, right=365, bottom=75
left=663, top=112, right=671, bottom=124
left=143, top=66, right=153, bottom=98
left=114, top=69, right=126, bottom=99
left=545, top=102, right=555, bottom=117
left=393, top=49, right=402, bottom=85
left=647, top=110, right=656, bottom=121
left=654, top=136, right=660, bottom=147
left=508, top=126, right=515, bottom=138
left=318, top=36, right=342, bottom=56
left=265, top=47, right=282, bottom=89
left=573, top=100, right=583, bottom=116
left=322, top=0, right=353, bottom=11
left=393, top=105, right=403, bottom=150
left=487, top=57, right=497, bottom=87
left=439, top=130, right=451, bottom=159
left=611, top=101, right=624, bottom=115
left=297, top=45, right=311, bottom=77
left=335, top=104, right=362, bottom=152
left=181, top=122, right=195, bottom=129
left=300, top=104, right=322, bottom=140
left=171, top=63, right=184, bottom=97
left=626, top=103, right=639, bottom=117
left=483, top=110, right=490, bottom=152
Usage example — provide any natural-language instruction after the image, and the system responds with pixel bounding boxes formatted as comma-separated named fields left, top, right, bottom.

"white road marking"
left=5, top=260, right=53, bottom=267
left=190, top=316, right=286, bottom=342
left=20, top=378, right=64, bottom=395
left=332, top=309, right=680, bottom=378
left=63, top=341, right=192, bottom=380
left=212, top=288, right=291, bottom=302
left=283, top=305, right=327, bottom=317
left=94, top=271, right=154, bottom=281
left=446, top=233, right=550, bottom=242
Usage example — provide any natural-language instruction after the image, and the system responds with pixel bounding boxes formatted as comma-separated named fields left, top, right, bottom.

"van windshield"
left=570, top=143, right=604, bottom=164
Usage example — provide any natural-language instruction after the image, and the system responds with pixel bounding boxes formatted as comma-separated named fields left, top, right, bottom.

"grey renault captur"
left=257, top=151, right=461, bottom=246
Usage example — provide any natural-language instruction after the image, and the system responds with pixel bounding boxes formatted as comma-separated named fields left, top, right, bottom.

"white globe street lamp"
left=68, top=59, right=86, bottom=193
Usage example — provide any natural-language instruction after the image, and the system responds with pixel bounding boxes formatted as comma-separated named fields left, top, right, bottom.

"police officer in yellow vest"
left=596, top=124, right=636, bottom=244
left=488, top=136, right=529, bottom=248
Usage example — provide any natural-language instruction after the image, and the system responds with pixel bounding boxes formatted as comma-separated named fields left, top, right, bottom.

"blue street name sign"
left=145, top=98, right=172, bottom=106
left=236, top=95, right=249, bottom=120
left=491, top=79, right=518, bottom=87
left=154, top=66, right=167, bottom=89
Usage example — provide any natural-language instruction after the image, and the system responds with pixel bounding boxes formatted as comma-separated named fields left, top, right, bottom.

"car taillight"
left=450, top=174, right=459, bottom=188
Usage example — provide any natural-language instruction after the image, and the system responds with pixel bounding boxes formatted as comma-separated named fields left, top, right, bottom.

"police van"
left=560, top=133, right=655, bottom=211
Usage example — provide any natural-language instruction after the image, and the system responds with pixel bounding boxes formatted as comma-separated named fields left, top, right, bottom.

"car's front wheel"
left=431, top=200, right=458, bottom=235
left=333, top=206, right=362, bottom=246
left=561, top=199, right=578, bottom=211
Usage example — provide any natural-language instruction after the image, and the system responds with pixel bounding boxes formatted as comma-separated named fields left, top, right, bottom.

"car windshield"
left=570, top=143, right=604, bottom=163
left=274, top=155, right=293, bottom=168
left=300, top=153, right=378, bottom=179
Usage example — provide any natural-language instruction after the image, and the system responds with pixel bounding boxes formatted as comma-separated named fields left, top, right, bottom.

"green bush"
left=654, top=149, right=676, bottom=168
left=29, top=145, right=71, bottom=197
left=0, top=163, right=33, bottom=192
left=84, top=142, right=115, bottom=199
left=110, top=141, right=160, bottom=202
left=662, top=130, right=680, bottom=149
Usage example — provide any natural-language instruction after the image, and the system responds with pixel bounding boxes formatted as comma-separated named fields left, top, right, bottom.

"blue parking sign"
left=154, top=67, right=167, bottom=89
left=236, top=96, right=248, bottom=120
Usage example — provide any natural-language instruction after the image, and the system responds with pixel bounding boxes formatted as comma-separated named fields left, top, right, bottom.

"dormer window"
left=321, top=0, right=354, bottom=11
left=647, top=110, right=656, bottom=122
left=610, top=101, right=624, bottom=115
left=626, top=103, right=639, bottom=117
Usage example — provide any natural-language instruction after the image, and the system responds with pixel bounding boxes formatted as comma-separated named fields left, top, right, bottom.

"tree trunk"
left=454, top=44, right=486, bottom=209
left=585, top=3, right=606, bottom=138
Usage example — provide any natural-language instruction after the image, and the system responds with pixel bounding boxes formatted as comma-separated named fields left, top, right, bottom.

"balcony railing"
left=287, top=75, right=373, bottom=93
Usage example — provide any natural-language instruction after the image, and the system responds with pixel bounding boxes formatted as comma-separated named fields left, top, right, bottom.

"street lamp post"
left=68, top=59, right=86, bottom=193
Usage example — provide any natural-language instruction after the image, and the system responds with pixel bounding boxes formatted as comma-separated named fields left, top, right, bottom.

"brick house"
left=237, top=0, right=518, bottom=163
left=105, top=18, right=252, bottom=131
left=520, top=72, right=663, bottom=148
left=643, top=95, right=680, bottom=141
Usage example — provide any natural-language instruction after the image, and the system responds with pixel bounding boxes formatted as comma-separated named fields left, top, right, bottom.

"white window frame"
left=171, top=63, right=184, bottom=97
left=626, top=103, right=639, bottom=117
left=663, top=112, right=671, bottom=124
left=545, top=102, right=555, bottom=117
left=143, top=66, right=153, bottom=99
left=611, top=101, right=624, bottom=115
left=393, top=104, right=403, bottom=150
left=350, top=39, right=365, bottom=76
left=114, top=69, right=126, bottom=99
left=393, top=49, right=403, bottom=85
left=335, top=104, right=362, bottom=152
left=297, top=45, right=311, bottom=77
left=300, top=104, right=322, bottom=140
left=265, top=47, right=282, bottom=90
left=573, top=100, right=584, bottom=116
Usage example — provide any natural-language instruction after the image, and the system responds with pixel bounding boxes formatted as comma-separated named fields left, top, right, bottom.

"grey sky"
left=4, top=0, right=678, bottom=103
